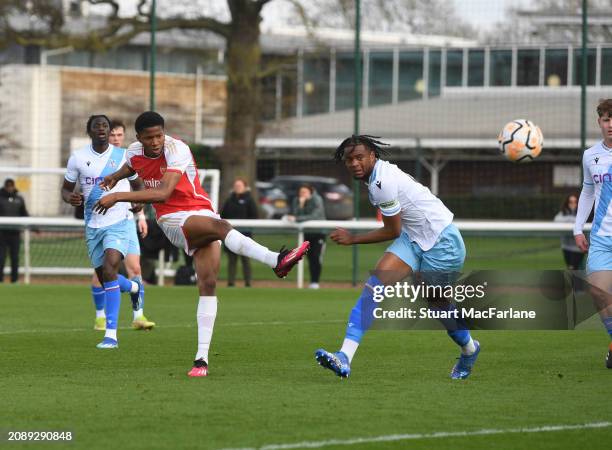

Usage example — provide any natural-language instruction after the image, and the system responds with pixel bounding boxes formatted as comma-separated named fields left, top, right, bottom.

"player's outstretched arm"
left=99, top=163, right=137, bottom=191
left=330, top=213, right=401, bottom=245
left=573, top=181, right=595, bottom=253
left=61, top=180, right=83, bottom=206
left=94, top=171, right=182, bottom=214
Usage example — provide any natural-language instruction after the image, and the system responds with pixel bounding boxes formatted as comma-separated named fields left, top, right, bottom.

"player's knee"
left=589, top=285, right=612, bottom=308
left=216, top=219, right=233, bottom=237
left=101, top=259, right=120, bottom=281
left=197, top=275, right=217, bottom=295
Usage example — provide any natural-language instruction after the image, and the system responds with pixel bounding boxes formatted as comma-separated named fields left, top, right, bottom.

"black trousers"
left=226, top=251, right=252, bottom=286
left=562, top=250, right=584, bottom=270
left=305, top=233, right=326, bottom=284
left=0, top=231, right=20, bottom=283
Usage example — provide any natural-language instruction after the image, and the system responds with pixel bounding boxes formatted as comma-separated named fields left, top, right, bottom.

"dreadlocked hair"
left=333, top=135, right=390, bottom=162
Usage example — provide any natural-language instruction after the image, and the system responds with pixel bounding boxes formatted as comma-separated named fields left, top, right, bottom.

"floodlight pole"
left=352, top=0, right=361, bottom=287
left=580, top=0, right=587, bottom=153
left=149, top=0, right=157, bottom=111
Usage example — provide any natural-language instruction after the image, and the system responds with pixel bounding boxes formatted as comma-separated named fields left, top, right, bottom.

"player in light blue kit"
left=62, top=115, right=146, bottom=349
left=86, top=119, right=155, bottom=332
left=574, top=98, right=612, bottom=368
left=315, top=135, right=480, bottom=379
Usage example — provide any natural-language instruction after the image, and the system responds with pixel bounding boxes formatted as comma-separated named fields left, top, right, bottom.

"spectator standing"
left=555, top=193, right=584, bottom=270
left=0, top=179, right=29, bottom=283
left=220, top=178, right=258, bottom=287
left=287, top=184, right=326, bottom=289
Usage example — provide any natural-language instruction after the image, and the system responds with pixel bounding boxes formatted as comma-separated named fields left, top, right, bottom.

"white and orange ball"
left=498, top=119, right=543, bottom=163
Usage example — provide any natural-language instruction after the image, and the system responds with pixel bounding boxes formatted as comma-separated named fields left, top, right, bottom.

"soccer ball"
left=498, top=119, right=543, bottom=163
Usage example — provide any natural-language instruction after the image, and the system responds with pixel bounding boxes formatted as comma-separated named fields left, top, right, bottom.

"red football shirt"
left=126, top=136, right=214, bottom=219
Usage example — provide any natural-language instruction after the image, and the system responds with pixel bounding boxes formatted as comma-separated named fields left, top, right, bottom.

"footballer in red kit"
left=126, top=136, right=213, bottom=219
left=94, top=111, right=310, bottom=378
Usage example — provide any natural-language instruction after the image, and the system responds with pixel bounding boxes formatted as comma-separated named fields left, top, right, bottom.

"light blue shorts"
left=126, top=220, right=141, bottom=256
left=586, top=233, right=612, bottom=274
left=86, top=219, right=135, bottom=269
left=386, top=224, right=466, bottom=285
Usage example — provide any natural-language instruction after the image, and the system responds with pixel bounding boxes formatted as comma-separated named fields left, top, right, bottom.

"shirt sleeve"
left=165, top=139, right=193, bottom=174
left=371, top=179, right=401, bottom=217
left=574, top=154, right=595, bottom=235
left=64, top=154, right=79, bottom=183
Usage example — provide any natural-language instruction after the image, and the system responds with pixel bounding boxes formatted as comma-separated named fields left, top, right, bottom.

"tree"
left=0, top=0, right=272, bottom=198
left=285, top=0, right=475, bottom=37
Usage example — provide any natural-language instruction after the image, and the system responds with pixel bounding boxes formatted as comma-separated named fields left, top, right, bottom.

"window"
left=445, top=49, right=463, bottom=87
left=517, top=49, right=540, bottom=86
left=468, top=49, right=484, bottom=87
left=602, top=48, right=612, bottom=85
left=544, top=48, right=568, bottom=86
left=573, top=48, right=596, bottom=86
left=369, top=51, right=393, bottom=106
left=336, top=53, right=362, bottom=111
left=303, top=56, right=330, bottom=115
left=489, top=50, right=512, bottom=86
left=398, top=51, right=424, bottom=101
left=428, top=49, right=441, bottom=97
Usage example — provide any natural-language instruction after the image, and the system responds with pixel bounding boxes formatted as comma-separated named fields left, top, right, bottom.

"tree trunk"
left=219, top=2, right=262, bottom=203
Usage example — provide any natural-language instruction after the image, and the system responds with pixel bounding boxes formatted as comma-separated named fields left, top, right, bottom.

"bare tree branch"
left=87, top=0, right=120, bottom=18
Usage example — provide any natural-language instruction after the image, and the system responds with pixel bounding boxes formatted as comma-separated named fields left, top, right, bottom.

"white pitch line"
left=219, top=422, right=612, bottom=450
left=0, top=319, right=343, bottom=335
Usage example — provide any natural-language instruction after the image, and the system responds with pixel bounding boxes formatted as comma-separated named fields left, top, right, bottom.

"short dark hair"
left=334, top=135, right=390, bottom=162
left=110, top=119, right=126, bottom=131
left=4, top=178, right=15, bottom=187
left=597, top=99, right=612, bottom=118
left=86, top=115, right=111, bottom=133
left=135, top=111, right=164, bottom=134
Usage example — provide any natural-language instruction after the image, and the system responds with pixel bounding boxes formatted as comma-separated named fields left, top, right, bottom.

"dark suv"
left=270, top=175, right=353, bottom=220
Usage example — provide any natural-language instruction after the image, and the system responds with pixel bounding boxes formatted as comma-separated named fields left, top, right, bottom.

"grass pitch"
left=1, top=284, right=609, bottom=449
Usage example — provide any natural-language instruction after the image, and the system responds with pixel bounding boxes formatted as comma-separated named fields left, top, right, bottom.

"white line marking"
left=0, top=319, right=343, bottom=335
left=218, top=422, right=612, bottom=450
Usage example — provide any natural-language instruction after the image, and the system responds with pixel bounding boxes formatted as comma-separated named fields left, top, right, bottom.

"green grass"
left=24, top=231, right=568, bottom=282
left=0, top=285, right=609, bottom=450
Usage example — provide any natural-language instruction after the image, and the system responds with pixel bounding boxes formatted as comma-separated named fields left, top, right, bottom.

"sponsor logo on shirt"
left=84, top=176, right=105, bottom=185
left=593, top=173, right=612, bottom=184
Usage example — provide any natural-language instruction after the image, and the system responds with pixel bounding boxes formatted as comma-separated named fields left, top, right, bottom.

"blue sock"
left=91, top=286, right=105, bottom=311
left=117, top=274, right=133, bottom=293
left=603, top=317, right=612, bottom=340
left=344, top=275, right=382, bottom=344
left=103, top=280, right=121, bottom=331
left=430, top=302, right=472, bottom=347
left=131, top=276, right=144, bottom=311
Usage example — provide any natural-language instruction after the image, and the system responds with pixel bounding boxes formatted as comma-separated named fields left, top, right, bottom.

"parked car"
left=270, top=175, right=354, bottom=220
left=255, top=181, right=289, bottom=219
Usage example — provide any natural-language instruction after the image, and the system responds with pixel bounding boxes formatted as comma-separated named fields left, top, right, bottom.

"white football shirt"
left=367, top=159, right=454, bottom=251
left=575, top=141, right=612, bottom=237
left=64, top=144, right=137, bottom=228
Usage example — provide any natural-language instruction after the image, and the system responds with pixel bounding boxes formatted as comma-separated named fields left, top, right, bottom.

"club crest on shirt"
left=109, top=160, right=117, bottom=168
left=160, top=166, right=166, bottom=175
